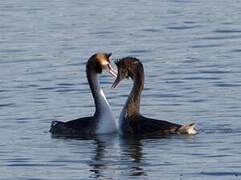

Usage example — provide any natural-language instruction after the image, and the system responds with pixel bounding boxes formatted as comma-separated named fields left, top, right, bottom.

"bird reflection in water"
left=89, top=135, right=116, bottom=179
left=120, top=136, right=147, bottom=177
left=51, top=134, right=154, bottom=178
left=89, top=135, right=147, bottom=178
left=51, top=134, right=115, bottom=179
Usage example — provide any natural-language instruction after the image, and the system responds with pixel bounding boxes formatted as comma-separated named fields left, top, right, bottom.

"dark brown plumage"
left=113, top=57, right=197, bottom=136
left=50, top=53, right=118, bottom=137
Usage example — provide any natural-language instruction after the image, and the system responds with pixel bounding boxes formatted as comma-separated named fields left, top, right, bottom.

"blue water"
left=1, top=0, right=241, bottom=179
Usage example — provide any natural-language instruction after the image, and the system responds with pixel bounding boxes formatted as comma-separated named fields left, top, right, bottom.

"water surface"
left=1, top=0, right=241, bottom=179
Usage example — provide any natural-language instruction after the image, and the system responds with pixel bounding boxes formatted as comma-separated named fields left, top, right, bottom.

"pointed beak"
left=107, top=63, right=118, bottom=78
left=111, top=76, right=121, bottom=89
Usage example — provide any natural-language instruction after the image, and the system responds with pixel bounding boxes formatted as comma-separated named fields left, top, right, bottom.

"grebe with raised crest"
left=50, top=53, right=118, bottom=137
left=112, top=57, right=197, bottom=136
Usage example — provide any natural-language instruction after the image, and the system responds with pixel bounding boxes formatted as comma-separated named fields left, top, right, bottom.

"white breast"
left=96, top=89, right=117, bottom=134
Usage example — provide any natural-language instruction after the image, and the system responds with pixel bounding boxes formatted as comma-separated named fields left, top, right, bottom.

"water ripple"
left=200, top=171, right=241, bottom=177
left=1, top=0, right=241, bottom=179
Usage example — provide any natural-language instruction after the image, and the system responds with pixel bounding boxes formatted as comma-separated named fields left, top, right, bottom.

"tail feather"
left=178, top=123, right=197, bottom=135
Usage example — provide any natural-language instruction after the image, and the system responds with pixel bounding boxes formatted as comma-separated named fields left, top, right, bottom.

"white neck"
left=89, top=73, right=117, bottom=134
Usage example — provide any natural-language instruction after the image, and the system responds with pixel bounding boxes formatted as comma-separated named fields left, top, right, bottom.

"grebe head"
left=112, top=57, right=142, bottom=88
left=87, top=53, right=117, bottom=77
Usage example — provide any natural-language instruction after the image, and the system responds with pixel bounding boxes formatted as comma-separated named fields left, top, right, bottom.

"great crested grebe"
left=50, top=53, right=118, bottom=136
left=112, top=57, right=197, bottom=136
